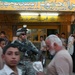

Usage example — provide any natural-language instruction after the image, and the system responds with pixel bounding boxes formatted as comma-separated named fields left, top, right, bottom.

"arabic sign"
left=17, top=15, right=70, bottom=22
left=0, top=0, right=75, bottom=11
left=0, top=15, right=57, bottom=22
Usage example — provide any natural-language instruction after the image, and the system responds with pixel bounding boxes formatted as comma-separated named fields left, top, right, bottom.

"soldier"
left=12, top=26, right=40, bottom=75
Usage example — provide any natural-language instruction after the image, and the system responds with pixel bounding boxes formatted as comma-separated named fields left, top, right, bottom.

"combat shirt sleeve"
left=28, top=40, right=39, bottom=51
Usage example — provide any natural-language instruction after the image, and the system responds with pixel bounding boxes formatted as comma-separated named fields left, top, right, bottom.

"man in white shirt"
left=40, top=36, right=46, bottom=51
left=40, top=36, right=46, bottom=67
left=67, top=34, right=74, bottom=56
left=0, top=43, right=22, bottom=75
left=60, top=33, right=66, bottom=48
left=37, top=35, right=73, bottom=75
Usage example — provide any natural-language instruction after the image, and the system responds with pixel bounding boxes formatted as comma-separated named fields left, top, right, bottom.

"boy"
left=0, top=38, right=6, bottom=49
left=0, top=31, right=9, bottom=45
left=0, top=43, right=22, bottom=75
left=0, top=38, right=6, bottom=69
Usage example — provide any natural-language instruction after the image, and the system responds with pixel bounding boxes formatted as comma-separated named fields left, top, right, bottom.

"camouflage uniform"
left=19, top=61, right=36, bottom=75
left=13, top=39, right=39, bottom=75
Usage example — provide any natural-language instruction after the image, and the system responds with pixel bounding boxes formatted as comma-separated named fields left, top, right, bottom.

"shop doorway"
left=47, top=29, right=59, bottom=36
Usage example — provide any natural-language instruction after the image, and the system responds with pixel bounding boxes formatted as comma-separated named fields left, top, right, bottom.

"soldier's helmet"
left=16, top=27, right=27, bottom=37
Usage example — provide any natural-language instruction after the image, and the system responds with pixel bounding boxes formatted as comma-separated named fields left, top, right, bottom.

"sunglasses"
left=21, top=33, right=26, bottom=35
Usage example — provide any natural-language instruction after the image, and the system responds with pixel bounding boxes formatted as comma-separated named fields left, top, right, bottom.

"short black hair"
left=0, top=31, right=6, bottom=35
left=3, top=43, right=19, bottom=54
left=0, top=38, right=5, bottom=43
left=61, top=32, right=65, bottom=35
left=40, top=36, right=44, bottom=38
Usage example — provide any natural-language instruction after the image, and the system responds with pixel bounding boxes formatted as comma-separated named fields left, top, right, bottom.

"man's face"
left=20, top=32, right=27, bottom=40
left=45, top=40, right=54, bottom=51
left=61, top=34, right=65, bottom=38
left=45, top=39, right=60, bottom=55
left=2, top=47, right=20, bottom=67
left=0, top=33, right=5, bottom=38
left=0, top=41, right=6, bottom=48
left=45, top=39, right=57, bottom=55
left=40, top=37, right=43, bottom=41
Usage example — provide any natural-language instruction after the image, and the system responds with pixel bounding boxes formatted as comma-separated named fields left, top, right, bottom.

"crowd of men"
left=0, top=27, right=75, bottom=75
